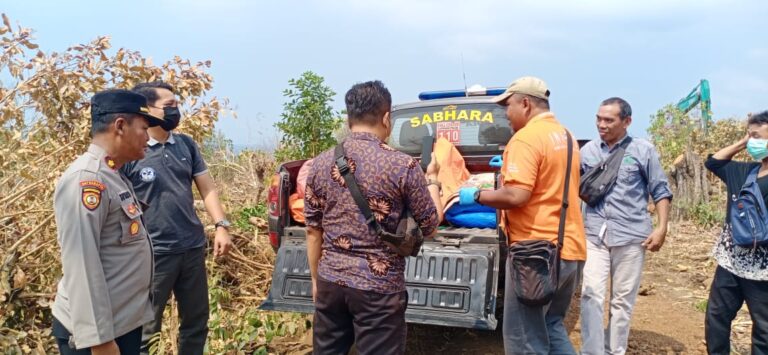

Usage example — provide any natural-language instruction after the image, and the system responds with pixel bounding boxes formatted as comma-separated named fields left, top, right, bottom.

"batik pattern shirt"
left=304, top=132, right=438, bottom=294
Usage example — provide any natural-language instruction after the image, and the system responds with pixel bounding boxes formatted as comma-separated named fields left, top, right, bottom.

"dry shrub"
left=0, top=14, right=308, bottom=355
left=202, top=132, right=276, bottom=210
left=0, top=14, right=247, bottom=353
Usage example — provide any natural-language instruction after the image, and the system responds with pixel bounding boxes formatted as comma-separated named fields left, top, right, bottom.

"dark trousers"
left=53, top=317, right=142, bottom=355
left=705, top=266, right=768, bottom=355
left=140, top=247, right=209, bottom=355
left=312, top=278, right=408, bottom=355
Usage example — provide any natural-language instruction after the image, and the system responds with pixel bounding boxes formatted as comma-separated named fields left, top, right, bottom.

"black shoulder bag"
left=334, top=144, right=424, bottom=257
left=507, top=130, right=573, bottom=306
left=579, top=137, right=633, bottom=207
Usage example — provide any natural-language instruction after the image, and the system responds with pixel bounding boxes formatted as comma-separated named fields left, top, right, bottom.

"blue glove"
left=489, top=155, right=503, bottom=168
left=459, top=187, right=479, bottom=206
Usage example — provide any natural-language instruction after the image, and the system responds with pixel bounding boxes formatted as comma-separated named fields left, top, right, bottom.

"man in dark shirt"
left=704, top=111, right=768, bottom=354
left=122, top=81, right=233, bottom=355
left=304, top=80, right=442, bottom=355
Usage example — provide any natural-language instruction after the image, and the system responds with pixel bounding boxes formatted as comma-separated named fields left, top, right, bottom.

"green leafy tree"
left=647, top=105, right=700, bottom=169
left=647, top=105, right=746, bottom=226
left=274, top=71, right=342, bottom=161
left=648, top=105, right=745, bottom=170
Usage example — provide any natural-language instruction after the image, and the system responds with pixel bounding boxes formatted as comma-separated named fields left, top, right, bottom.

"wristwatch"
left=474, top=189, right=482, bottom=204
left=214, top=219, right=231, bottom=230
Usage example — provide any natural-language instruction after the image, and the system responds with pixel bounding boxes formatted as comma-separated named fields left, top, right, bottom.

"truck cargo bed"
left=260, top=225, right=501, bottom=330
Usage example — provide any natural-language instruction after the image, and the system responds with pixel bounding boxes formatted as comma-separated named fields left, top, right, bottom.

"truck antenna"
left=461, top=52, right=468, bottom=96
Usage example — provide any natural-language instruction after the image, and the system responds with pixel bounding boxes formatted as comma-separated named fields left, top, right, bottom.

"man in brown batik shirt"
left=304, top=80, right=442, bottom=355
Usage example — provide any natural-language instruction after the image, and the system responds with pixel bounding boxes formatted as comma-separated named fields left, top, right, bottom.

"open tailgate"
left=260, top=226, right=500, bottom=330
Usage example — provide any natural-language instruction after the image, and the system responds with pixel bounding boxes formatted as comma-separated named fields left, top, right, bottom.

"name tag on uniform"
left=118, top=192, right=143, bottom=219
left=118, top=191, right=145, bottom=244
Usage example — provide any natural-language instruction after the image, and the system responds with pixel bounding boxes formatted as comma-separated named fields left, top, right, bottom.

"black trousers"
left=705, top=266, right=768, bottom=355
left=313, top=278, right=408, bottom=355
left=53, top=317, right=142, bottom=355
left=140, top=247, right=209, bottom=355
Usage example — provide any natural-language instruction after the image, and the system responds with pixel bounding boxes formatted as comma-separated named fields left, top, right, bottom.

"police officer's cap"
left=91, top=89, right=164, bottom=127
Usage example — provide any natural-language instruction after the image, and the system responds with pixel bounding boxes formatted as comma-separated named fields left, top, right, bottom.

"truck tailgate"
left=260, top=226, right=500, bottom=330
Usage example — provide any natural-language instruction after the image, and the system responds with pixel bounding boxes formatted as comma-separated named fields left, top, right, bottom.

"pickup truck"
left=261, top=87, right=567, bottom=330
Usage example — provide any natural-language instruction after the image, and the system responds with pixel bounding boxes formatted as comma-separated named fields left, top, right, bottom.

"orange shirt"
left=500, top=112, right=586, bottom=261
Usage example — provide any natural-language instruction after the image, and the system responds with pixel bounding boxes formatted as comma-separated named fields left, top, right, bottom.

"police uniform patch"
left=129, top=220, right=140, bottom=235
left=82, top=188, right=101, bottom=210
left=79, top=180, right=106, bottom=191
left=127, top=203, right=138, bottom=216
left=80, top=180, right=105, bottom=210
left=139, top=167, right=156, bottom=182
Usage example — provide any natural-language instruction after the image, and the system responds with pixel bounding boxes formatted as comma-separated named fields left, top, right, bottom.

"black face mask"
left=160, top=107, right=181, bottom=131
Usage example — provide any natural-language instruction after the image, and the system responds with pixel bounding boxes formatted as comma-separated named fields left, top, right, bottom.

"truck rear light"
left=268, top=173, right=280, bottom=217
left=269, top=231, right=279, bottom=249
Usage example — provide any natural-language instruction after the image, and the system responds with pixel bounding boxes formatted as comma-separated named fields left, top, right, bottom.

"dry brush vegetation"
left=0, top=12, right=761, bottom=355
left=0, top=15, right=309, bottom=354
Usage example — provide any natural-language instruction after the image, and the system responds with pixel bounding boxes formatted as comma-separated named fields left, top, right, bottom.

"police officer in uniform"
left=51, top=89, right=165, bottom=355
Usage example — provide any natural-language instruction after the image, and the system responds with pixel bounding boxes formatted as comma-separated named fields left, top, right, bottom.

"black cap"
left=90, top=89, right=164, bottom=127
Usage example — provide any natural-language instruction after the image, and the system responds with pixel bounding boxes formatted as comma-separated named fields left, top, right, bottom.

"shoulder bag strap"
left=610, top=136, right=632, bottom=170
left=556, top=130, right=574, bottom=282
left=334, top=143, right=382, bottom=234
left=616, top=136, right=633, bottom=165
left=618, top=136, right=633, bottom=150
left=746, top=165, right=760, bottom=185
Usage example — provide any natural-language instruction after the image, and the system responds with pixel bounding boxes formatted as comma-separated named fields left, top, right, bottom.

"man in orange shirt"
left=460, top=76, right=586, bottom=354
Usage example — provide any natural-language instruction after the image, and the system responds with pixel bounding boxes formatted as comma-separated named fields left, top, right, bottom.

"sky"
left=6, top=0, right=768, bottom=147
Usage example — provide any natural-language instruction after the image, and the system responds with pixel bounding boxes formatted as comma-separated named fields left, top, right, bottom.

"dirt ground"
left=404, top=221, right=755, bottom=355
